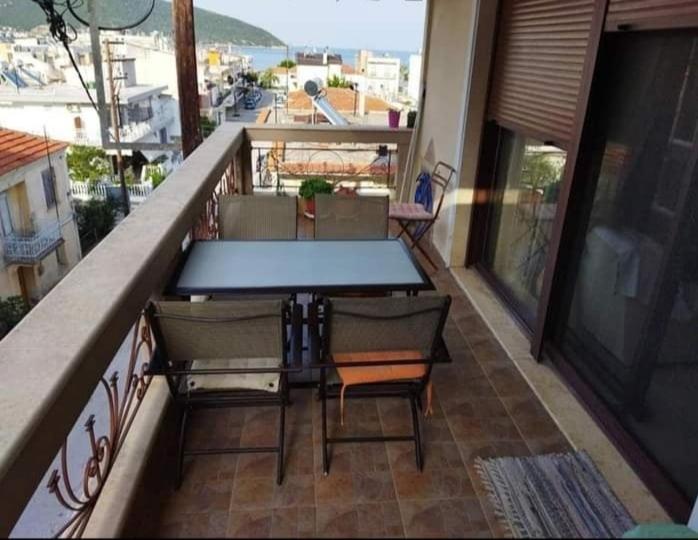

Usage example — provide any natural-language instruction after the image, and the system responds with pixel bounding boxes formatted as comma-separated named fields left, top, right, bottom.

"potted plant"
left=298, top=177, right=333, bottom=218
left=388, top=107, right=401, bottom=128
left=407, top=110, right=417, bottom=129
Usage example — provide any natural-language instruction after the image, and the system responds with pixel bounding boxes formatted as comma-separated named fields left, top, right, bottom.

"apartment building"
left=0, top=129, right=81, bottom=305
left=365, top=54, right=401, bottom=101
left=0, top=84, right=179, bottom=170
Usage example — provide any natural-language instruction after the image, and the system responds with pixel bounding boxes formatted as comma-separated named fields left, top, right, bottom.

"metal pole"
left=88, top=0, right=110, bottom=146
left=285, top=44, right=289, bottom=116
left=106, top=41, right=130, bottom=215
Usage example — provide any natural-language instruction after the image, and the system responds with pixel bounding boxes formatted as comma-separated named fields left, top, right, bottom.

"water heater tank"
left=304, top=78, right=323, bottom=97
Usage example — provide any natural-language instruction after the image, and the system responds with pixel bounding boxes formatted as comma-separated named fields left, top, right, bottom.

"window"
left=0, top=193, right=13, bottom=236
left=42, top=167, right=57, bottom=208
left=481, top=129, right=566, bottom=326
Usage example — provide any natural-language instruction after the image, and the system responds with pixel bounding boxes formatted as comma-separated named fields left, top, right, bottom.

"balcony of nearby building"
left=2, top=219, right=64, bottom=265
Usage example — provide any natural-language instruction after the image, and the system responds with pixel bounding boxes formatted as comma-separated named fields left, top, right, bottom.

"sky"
left=191, top=0, right=427, bottom=52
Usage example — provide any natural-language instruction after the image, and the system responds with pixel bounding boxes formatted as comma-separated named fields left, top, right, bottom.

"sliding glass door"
left=480, top=131, right=566, bottom=327
left=553, top=31, right=698, bottom=500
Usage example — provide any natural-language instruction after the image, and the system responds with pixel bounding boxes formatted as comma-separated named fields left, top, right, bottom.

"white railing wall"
left=70, top=182, right=154, bottom=205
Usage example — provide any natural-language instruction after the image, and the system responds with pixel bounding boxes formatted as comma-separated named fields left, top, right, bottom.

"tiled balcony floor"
left=128, top=226, right=571, bottom=538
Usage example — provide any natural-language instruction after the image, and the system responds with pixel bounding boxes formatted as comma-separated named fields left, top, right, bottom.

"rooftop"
left=0, top=128, right=67, bottom=177
left=288, top=88, right=390, bottom=113
left=295, top=52, right=343, bottom=66
left=0, top=84, right=169, bottom=105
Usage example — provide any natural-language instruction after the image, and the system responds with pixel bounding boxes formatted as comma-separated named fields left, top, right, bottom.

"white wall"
left=0, top=102, right=102, bottom=146
left=408, top=54, right=422, bottom=102
left=411, top=0, right=478, bottom=263
left=366, top=57, right=401, bottom=100
left=296, top=64, right=342, bottom=88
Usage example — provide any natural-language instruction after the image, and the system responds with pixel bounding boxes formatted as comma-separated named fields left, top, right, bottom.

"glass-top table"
left=172, top=239, right=433, bottom=295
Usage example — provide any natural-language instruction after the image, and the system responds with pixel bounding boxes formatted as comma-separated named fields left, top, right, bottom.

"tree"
left=0, top=296, right=29, bottom=339
left=145, top=164, right=167, bottom=189
left=278, top=59, right=296, bottom=69
left=200, top=116, right=217, bottom=138
left=259, top=68, right=279, bottom=89
left=67, top=145, right=111, bottom=185
left=75, top=199, right=117, bottom=252
left=327, top=75, right=352, bottom=88
left=242, top=71, right=258, bottom=85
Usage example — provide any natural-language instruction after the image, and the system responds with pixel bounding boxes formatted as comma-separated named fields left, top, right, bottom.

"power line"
left=29, top=0, right=156, bottom=111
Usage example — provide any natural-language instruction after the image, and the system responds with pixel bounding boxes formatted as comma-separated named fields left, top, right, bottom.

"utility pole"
left=285, top=44, right=289, bottom=116
left=88, top=0, right=110, bottom=147
left=105, top=41, right=130, bottom=216
left=172, top=0, right=203, bottom=158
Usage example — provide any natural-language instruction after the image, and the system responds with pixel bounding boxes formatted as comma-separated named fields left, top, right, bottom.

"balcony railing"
left=3, top=219, right=67, bottom=265
left=0, top=123, right=414, bottom=538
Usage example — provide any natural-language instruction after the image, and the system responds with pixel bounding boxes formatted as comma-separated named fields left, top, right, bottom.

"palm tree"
left=259, top=68, right=280, bottom=89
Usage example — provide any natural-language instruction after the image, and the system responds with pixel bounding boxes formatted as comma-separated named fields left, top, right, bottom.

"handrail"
left=0, top=123, right=245, bottom=535
left=245, top=123, right=413, bottom=145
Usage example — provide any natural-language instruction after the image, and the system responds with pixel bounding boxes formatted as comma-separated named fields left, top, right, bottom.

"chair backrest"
left=147, top=300, right=286, bottom=366
left=314, top=194, right=389, bottom=240
left=219, top=195, right=297, bottom=240
left=324, top=295, right=451, bottom=357
left=428, top=162, right=457, bottom=219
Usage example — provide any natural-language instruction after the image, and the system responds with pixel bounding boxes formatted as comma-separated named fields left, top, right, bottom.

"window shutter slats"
left=606, top=0, right=698, bottom=28
left=488, top=0, right=595, bottom=146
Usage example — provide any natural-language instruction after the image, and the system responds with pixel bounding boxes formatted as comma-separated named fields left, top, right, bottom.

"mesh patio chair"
left=219, top=194, right=297, bottom=240
left=310, top=295, right=451, bottom=474
left=389, top=161, right=457, bottom=269
left=217, top=194, right=297, bottom=301
left=314, top=194, right=389, bottom=240
left=146, top=299, right=303, bottom=487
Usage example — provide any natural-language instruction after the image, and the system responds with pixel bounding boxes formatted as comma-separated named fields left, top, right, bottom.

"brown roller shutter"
left=488, top=0, right=595, bottom=148
left=606, top=0, right=698, bottom=30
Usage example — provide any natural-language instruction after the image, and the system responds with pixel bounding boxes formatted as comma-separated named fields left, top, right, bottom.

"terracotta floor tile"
left=400, top=498, right=490, bottom=538
left=315, top=504, right=360, bottom=538
left=227, top=509, right=273, bottom=538
left=270, top=507, right=316, bottom=538
left=141, top=267, right=573, bottom=538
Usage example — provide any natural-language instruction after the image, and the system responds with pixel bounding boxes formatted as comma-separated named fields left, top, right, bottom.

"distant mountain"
left=0, top=0, right=285, bottom=46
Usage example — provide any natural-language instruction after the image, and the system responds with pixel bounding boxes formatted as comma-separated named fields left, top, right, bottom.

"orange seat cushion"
left=333, top=350, right=428, bottom=385
left=332, top=350, right=432, bottom=425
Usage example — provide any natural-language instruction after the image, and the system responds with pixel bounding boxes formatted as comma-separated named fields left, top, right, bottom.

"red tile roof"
left=288, top=88, right=390, bottom=113
left=0, top=128, right=68, bottom=178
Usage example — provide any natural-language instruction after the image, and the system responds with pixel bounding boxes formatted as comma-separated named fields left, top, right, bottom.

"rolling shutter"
left=606, top=0, right=698, bottom=29
left=487, top=0, right=595, bottom=148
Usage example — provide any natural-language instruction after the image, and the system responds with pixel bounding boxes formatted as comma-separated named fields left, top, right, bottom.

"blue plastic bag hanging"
left=413, top=171, right=433, bottom=237
left=414, top=171, right=433, bottom=212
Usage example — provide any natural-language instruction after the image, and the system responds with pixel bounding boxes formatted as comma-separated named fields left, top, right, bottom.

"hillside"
left=0, top=0, right=284, bottom=46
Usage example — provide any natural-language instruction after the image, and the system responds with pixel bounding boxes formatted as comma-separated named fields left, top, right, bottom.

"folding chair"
left=314, top=194, right=389, bottom=239
left=146, top=299, right=302, bottom=488
left=389, top=161, right=456, bottom=269
left=310, top=295, right=451, bottom=475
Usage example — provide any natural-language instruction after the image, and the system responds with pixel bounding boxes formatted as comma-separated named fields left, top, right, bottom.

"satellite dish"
left=304, top=78, right=324, bottom=97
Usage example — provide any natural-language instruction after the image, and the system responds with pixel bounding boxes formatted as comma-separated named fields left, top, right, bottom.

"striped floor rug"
left=475, top=451, right=636, bottom=538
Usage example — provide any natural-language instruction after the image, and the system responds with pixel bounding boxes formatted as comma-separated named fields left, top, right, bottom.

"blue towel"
left=414, top=171, right=433, bottom=212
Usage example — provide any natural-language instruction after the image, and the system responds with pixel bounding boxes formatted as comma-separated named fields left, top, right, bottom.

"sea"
left=235, top=45, right=419, bottom=71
